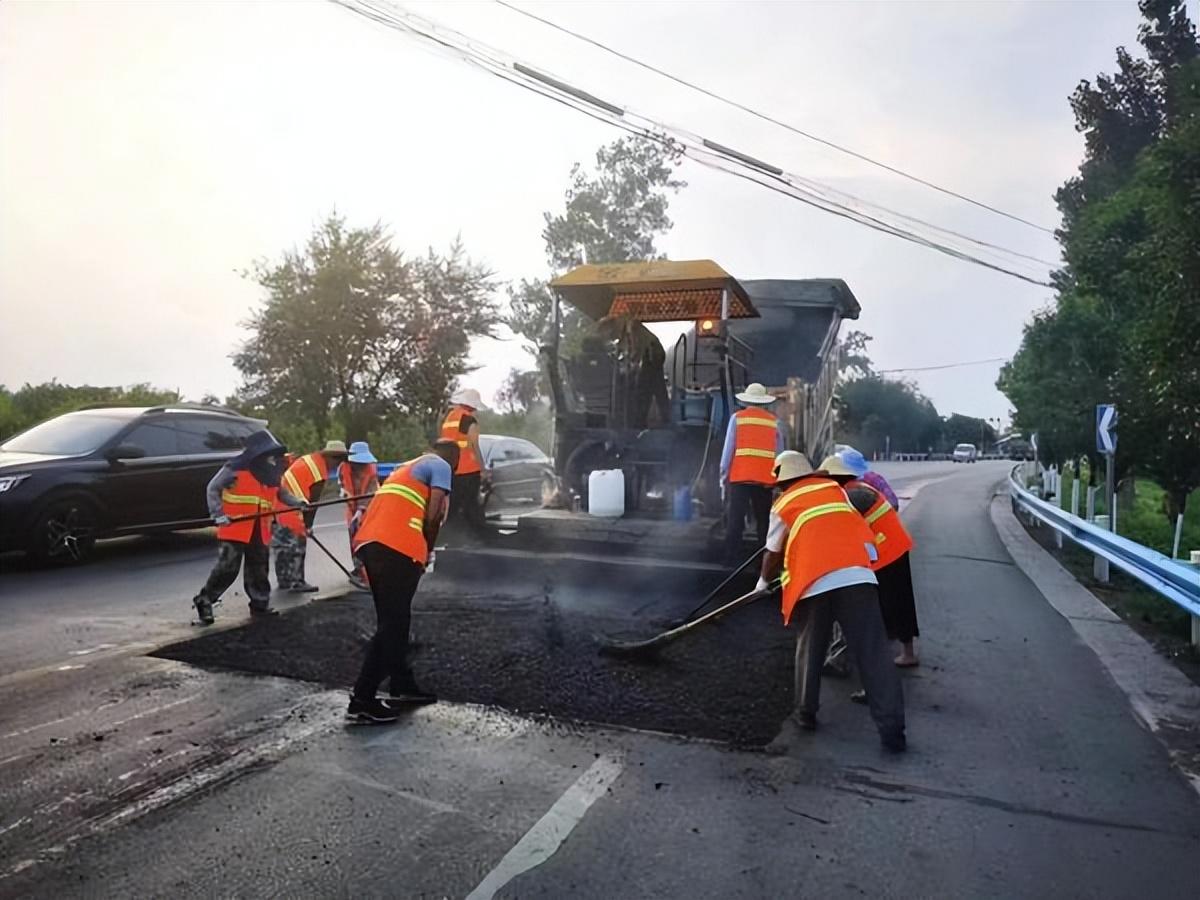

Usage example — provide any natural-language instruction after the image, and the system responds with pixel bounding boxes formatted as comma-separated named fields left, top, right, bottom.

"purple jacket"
left=862, top=470, right=900, bottom=511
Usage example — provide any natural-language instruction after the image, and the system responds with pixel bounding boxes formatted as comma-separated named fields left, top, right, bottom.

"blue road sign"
left=1096, top=404, right=1117, bottom=454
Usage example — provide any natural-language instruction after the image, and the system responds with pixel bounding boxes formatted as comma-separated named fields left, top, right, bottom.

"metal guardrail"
left=1008, top=465, right=1200, bottom=618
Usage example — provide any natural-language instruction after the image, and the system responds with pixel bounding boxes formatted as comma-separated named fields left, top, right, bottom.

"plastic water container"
left=673, top=486, right=693, bottom=521
left=588, top=469, right=625, bottom=517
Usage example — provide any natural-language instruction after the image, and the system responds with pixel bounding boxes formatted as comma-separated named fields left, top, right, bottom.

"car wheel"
left=30, top=495, right=100, bottom=565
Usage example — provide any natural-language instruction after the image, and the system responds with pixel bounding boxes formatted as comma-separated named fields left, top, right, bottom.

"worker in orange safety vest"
left=719, top=383, right=786, bottom=564
left=339, top=440, right=380, bottom=591
left=271, top=440, right=349, bottom=593
left=756, top=450, right=906, bottom=753
left=440, top=387, right=488, bottom=530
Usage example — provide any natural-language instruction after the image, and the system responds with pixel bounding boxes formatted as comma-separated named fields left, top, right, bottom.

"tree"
left=836, top=377, right=943, bottom=456
left=505, top=136, right=686, bottom=363
left=837, top=329, right=875, bottom=382
left=233, top=215, right=499, bottom=444
left=942, top=413, right=998, bottom=449
left=0, top=382, right=183, bottom=440
left=495, top=368, right=544, bottom=414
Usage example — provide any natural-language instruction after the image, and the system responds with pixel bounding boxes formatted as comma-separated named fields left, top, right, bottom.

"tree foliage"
left=837, top=376, right=943, bottom=457
left=0, top=382, right=182, bottom=441
left=1001, top=0, right=1199, bottom=520
left=233, top=214, right=499, bottom=445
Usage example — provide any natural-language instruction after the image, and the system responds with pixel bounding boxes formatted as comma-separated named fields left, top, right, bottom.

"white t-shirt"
left=765, top=509, right=877, bottom=598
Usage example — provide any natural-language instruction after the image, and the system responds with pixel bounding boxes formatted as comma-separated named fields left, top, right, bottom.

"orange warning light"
left=699, top=319, right=716, bottom=333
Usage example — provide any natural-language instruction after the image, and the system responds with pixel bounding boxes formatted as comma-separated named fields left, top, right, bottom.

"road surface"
left=1, top=461, right=1197, bottom=898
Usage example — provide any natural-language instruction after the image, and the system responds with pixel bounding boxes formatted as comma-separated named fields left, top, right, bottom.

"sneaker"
left=850, top=689, right=868, bottom=705
left=881, top=730, right=907, bottom=753
left=346, top=696, right=401, bottom=724
left=193, top=595, right=215, bottom=626
left=248, top=606, right=278, bottom=618
left=288, top=582, right=319, bottom=593
left=796, top=710, right=818, bottom=732
left=388, top=686, right=438, bottom=706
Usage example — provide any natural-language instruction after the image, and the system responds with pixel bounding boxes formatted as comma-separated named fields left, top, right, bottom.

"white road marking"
left=465, top=753, right=624, bottom=900
left=0, top=698, right=124, bottom=741
left=68, top=643, right=118, bottom=657
left=54, top=665, right=85, bottom=672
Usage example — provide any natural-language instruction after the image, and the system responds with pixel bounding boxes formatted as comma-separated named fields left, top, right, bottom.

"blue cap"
left=836, top=446, right=869, bottom=477
left=348, top=441, right=377, bottom=464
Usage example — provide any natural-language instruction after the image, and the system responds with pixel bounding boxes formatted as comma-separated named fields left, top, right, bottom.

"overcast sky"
left=4, top=0, right=1192, bottom=424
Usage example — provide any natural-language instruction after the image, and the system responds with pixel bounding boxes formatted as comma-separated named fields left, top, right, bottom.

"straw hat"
left=773, top=450, right=813, bottom=483
left=817, top=454, right=857, bottom=478
left=735, top=383, right=776, bottom=405
left=450, top=387, right=488, bottom=410
left=322, top=440, right=349, bottom=456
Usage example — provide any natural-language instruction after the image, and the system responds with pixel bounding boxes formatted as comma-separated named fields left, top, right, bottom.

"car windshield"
left=955, top=444, right=975, bottom=452
left=1, top=413, right=130, bottom=455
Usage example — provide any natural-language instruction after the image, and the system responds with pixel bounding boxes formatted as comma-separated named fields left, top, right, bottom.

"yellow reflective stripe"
left=780, top=571, right=791, bottom=586
left=221, top=492, right=273, bottom=511
left=785, top=501, right=857, bottom=551
left=735, top=417, right=776, bottom=428
left=457, top=440, right=469, bottom=448
left=865, top=502, right=892, bottom=525
left=377, top=483, right=428, bottom=510
left=282, top=470, right=303, bottom=498
left=734, top=448, right=776, bottom=459
left=409, top=518, right=424, bottom=531
left=875, top=533, right=887, bottom=544
left=772, top=481, right=842, bottom=515
left=301, top=454, right=322, bottom=482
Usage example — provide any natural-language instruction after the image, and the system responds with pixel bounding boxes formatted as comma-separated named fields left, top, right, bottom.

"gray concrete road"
left=2, top=461, right=1198, bottom=898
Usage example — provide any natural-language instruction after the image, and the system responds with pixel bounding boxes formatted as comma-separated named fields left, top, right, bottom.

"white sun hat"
left=773, top=450, right=814, bottom=483
left=734, top=382, right=776, bottom=405
left=450, top=387, right=488, bottom=410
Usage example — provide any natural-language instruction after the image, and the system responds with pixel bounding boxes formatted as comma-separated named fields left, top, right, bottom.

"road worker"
left=339, top=440, right=380, bottom=591
left=192, top=430, right=305, bottom=625
left=719, top=383, right=786, bottom=565
left=440, top=388, right=488, bottom=530
left=346, top=438, right=459, bottom=724
left=756, top=450, right=906, bottom=753
left=272, top=440, right=349, bottom=593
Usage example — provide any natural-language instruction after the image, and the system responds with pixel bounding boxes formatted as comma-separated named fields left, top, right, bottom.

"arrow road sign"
left=1096, top=404, right=1118, bottom=455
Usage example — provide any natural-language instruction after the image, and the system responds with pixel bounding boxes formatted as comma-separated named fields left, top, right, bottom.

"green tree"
left=837, top=329, right=875, bottom=382
left=0, top=382, right=183, bottom=440
left=233, top=214, right=499, bottom=446
left=836, top=377, right=943, bottom=457
left=942, top=413, right=998, bottom=449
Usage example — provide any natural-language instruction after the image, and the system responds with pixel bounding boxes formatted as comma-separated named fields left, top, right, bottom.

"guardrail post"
left=1092, top=512, right=1111, bottom=583
left=1071, top=479, right=1080, bottom=518
left=1086, top=486, right=1097, bottom=522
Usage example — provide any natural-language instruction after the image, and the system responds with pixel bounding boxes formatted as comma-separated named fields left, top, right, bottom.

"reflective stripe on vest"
left=278, top=452, right=329, bottom=533
left=217, top=469, right=276, bottom=544
left=849, top=479, right=914, bottom=570
left=441, top=406, right=480, bottom=475
left=728, top=408, right=778, bottom=485
left=774, top=477, right=877, bottom=624
left=352, top=457, right=434, bottom=565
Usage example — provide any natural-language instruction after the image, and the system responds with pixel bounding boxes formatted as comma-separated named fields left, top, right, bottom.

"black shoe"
left=796, top=711, right=818, bottom=732
left=193, top=595, right=214, bottom=626
left=881, top=731, right=907, bottom=753
left=850, top=689, right=868, bottom=705
left=289, top=582, right=319, bottom=593
left=388, top=685, right=438, bottom=705
left=346, top=696, right=401, bottom=724
left=248, top=606, right=278, bottom=618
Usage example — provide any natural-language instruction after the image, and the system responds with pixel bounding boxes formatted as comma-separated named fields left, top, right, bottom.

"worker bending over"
left=347, top=438, right=459, bottom=724
left=272, top=440, right=349, bottom=592
left=440, top=388, right=488, bottom=530
left=720, top=383, right=786, bottom=565
left=757, top=451, right=906, bottom=753
left=339, top=441, right=380, bottom=591
left=193, top=430, right=305, bottom=625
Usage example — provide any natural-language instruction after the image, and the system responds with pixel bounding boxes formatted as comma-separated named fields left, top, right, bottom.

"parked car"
left=479, top=434, right=556, bottom=509
left=952, top=442, right=978, bottom=463
left=0, top=404, right=267, bottom=564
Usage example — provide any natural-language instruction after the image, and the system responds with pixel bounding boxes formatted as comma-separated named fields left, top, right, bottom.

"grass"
left=1054, top=475, right=1200, bottom=558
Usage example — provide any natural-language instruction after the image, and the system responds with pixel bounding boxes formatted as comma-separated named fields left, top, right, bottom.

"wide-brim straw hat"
left=773, top=450, right=813, bottom=482
left=450, top=387, right=488, bottom=410
left=322, top=440, right=349, bottom=456
left=735, top=382, right=776, bottom=405
left=818, top=454, right=857, bottom=478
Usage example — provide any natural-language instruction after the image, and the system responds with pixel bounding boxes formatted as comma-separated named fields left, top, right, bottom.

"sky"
left=2, top=0, right=1192, bottom=425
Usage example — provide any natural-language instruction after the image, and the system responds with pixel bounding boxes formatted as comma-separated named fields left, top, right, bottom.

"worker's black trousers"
left=793, top=582, right=906, bottom=739
left=197, top=528, right=271, bottom=610
left=352, top=543, right=423, bottom=700
left=724, top=482, right=772, bottom=561
left=449, top=472, right=485, bottom=530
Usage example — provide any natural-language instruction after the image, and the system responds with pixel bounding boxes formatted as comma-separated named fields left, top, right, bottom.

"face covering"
left=249, top=453, right=285, bottom=487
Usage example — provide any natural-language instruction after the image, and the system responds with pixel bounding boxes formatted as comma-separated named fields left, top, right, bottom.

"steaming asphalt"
left=2, top=461, right=1198, bottom=897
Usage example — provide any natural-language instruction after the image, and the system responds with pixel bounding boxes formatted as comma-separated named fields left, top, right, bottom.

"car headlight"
left=0, top=474, right=31, bottom=493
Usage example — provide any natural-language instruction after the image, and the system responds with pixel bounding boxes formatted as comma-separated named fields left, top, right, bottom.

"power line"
left=876, top=357, right=1008, bottom=373
left=328, top=0, right=1055, bottom=288
left=494, top=0, right=1056, bottom=234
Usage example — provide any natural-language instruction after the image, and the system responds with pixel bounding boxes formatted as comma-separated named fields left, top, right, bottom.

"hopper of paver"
left=436, top=261, right=860, bottom=623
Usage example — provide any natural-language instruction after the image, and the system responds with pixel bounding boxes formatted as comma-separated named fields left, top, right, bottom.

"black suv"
left=0, top=405, right=267, bottom=564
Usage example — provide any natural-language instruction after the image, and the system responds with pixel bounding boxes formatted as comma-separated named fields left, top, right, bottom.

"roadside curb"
left=989, top=490, right=1200, bottom=797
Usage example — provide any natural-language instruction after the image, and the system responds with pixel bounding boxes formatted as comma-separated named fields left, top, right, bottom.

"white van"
left=953, top=443, right=978, bottom=463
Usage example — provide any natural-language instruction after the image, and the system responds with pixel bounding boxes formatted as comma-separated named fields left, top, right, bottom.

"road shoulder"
left=990, top=490, right=1200, bottom=794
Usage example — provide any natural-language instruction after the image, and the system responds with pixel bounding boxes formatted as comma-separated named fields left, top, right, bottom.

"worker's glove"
left=754, top=576, right=769, bottom=593
left=212, top=514, right=232, bottom=526
left=425, top=550, right=437, bottom=574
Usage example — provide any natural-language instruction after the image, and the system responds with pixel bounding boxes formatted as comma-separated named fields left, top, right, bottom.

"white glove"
left=425, top=550, right=437, bottom=574
left=754, top=576, right=769, bottom=592
left=213, top=514, right=231, bottom=526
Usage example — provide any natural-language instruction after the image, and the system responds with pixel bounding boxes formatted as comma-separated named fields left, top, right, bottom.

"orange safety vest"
left=728, top=408, right=779, bottom=485
left=338, top=461, right=378, bottom=521
left=848, top=478, right=914, bottom=570
left=772, top=476, right=878, bottom=624
left=276, top=452, right=329, bottom=534
left=441, top=405, right=480, bottom=475
left=217, top=469, right=277, bottom=545
left=352, top=457, right=434, bottom=566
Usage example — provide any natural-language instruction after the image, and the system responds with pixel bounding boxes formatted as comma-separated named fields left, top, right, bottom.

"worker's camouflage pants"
left=271, top=523, right=307, bottom=588
left=197, top=537, right=270, bottom=610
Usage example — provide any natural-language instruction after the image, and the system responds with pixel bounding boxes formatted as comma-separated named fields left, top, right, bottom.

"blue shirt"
left=719, top=409, right=787, bottom=483
left=409, top=454, right=453, bottom=493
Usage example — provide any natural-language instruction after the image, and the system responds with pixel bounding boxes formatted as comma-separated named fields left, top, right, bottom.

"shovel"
left=596, top=580, right=780, bottom=660
left=305, top=530, right=358, bottom=582
left=664, top=546, right=765, bottom=627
